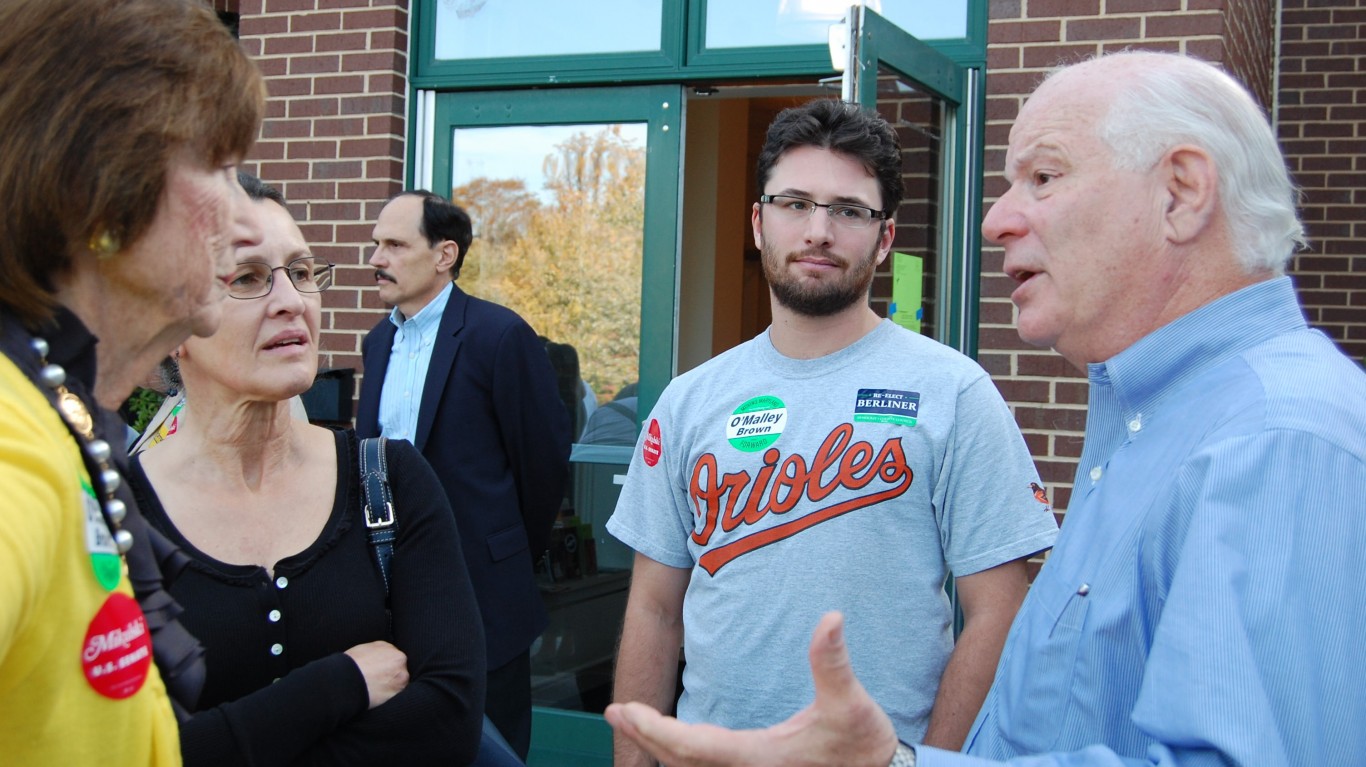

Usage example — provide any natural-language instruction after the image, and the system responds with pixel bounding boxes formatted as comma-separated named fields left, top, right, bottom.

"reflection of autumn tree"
left=452, top=125, right=643, bottom=402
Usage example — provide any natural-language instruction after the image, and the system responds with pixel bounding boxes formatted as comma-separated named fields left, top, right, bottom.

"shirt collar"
left=1089, top=275, right=1307, bottom=416
left=388, top=281, right=453, bottom=333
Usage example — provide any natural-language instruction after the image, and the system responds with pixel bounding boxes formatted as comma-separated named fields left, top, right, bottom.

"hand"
left=605, top=612, right=900, bottom=767
left=345, top=640, right=409, bottom=709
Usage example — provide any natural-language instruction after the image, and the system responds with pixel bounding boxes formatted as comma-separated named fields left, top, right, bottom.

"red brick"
left=257, top=160, right=310, bottom=180
left=315, top=32, right=370, bottom=52
left=1107, top=0, right=1181, bottom=10
left=1018, top=353, right=1083, bottom=378
left=1026, top=0, right=1100, bottom=18
left=1065, top=17, right=1141, bottom=42
left=291, top=12, right=341, bottom=33
left=264, top=34, right=313, bottom=55
left=989, top=0, right=1023, bottom=20
left=1148, top=12, right=1223, bottom=38
left=367, top=73, right=406, bottom=96
left=990, top=20, right=1062, bottom=44
left=341, top=95, right=398, bottom=116
left=339, top=180, right=402, bottom=199
left=313, top=117, right=369, bottom=137
left=1055, top=381, right=1089, bottom=405
left=241, top=14, right=287, bottom=36
left=339, top=137, right=403, bottom=159
left=343, top=52, right=401, bottom=72
left=343, top=8, right=404, bottom=30
left=313, top=160, right=366, bottom=180
left=994, top=378, right=1053, bottom=402
left=1014, top=405, right=1087, bottom=432
left=988, top=46, right=1021, bottom=69
left=261, top=119, right=311, bottom=139
left=312, top=75, right=366, bottom=95
left=337, top=223, right=378, bottom=243
left=1055, top=434, right=1085, bottom=458
left=1036, top=460, right=1078, bottom=484
left=287, top=97, right=339, bottom=118
left=370, top=29, right=408, bottom=53
left=257, top=58, right=288, bottom=77
left=286, top=181, right=338, bottom=200
left=289, top=55, right=341, bottom=75
left=247, top=141, right=285, bottom=162
left=265, top=77, right=313, bottom=98
left=265, top=0, right=315, bottom=11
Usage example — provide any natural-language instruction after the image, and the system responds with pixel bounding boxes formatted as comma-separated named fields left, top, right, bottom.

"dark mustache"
left=375, top=269, right=397, bottom=283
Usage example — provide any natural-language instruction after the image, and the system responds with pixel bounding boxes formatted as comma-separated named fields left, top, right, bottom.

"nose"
left=263, top=267, right=308, bottom=314
left=981, top=185, right=1025, bottom=245
left=800, top=207, right=836, bottom=247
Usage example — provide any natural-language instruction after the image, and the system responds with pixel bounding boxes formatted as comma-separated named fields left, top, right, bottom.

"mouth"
left=374, top=270, right=395, bottom=284
left=263, top=330, right=310, bottom=351
left=1005, top=265, right=1042, bottom=304
left=789, top=250, right=843, bottom=271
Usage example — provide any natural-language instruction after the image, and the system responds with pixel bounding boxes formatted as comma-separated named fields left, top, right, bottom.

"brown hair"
left=0, top=0, right=265, bottom=326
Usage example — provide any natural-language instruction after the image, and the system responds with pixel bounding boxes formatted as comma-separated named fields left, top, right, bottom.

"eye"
left=229, top=268, right=266, bottom=291
left=830, top=205, right=866, bottom=221
left=782, top=197, right=813, bottom=213
left=1032, top=171, right=1057, bottom=186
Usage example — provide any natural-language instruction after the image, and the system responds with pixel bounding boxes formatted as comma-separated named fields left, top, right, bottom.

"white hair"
left=1052, top=52, right=1306, bottom=274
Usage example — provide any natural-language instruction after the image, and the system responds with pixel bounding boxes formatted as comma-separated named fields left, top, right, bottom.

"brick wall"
left=1278, top=0, right=1366, bottom=364
left=980, top=0, right=1278, bottom=524
left=236, top=0, right=410, bottom=380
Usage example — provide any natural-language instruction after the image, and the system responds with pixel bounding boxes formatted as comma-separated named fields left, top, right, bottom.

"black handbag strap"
left=359, top=437, right=397, bottom=600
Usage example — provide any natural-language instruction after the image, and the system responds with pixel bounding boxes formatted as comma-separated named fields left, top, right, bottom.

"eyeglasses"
left=226, top=257, right=334, bottom=300
left=759, top=194, right=887, bottom=229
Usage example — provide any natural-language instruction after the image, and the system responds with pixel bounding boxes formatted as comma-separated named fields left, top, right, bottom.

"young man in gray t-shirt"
left=608, top=99, right=1057, bottom=766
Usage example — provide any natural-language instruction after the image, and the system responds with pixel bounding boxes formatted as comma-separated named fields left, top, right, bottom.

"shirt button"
left=270, top=643, right=284, bottom=656
left=1077, top=583, right=1091, bottom=596
left=1128, top=418, right=1142, bottom=433
left=268, top=609, right=282, bottom=622
left=275, top=576, right=289, bottom=589
left=1090, top=466, right=1103, bottom=482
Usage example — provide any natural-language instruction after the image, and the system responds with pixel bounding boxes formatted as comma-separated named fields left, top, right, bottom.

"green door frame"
left=430, top=85, right=683, bottom=429
left=852, top=7, right=980, bottom=357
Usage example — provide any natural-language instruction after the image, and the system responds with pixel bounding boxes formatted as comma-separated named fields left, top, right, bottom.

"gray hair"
left=1057, top=52, right=1306, bottom=273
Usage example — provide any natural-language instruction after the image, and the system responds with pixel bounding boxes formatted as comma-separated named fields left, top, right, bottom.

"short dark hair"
left=238, top=170, right=287, bottom=208
left=398, top=190, right=473, bottom=280
left=0, top=0, right=264, bottom=326
left=755, top=99, right=903, bottom=215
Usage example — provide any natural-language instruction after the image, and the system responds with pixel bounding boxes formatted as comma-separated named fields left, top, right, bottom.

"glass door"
left=430, top=86, right=681, bottom=764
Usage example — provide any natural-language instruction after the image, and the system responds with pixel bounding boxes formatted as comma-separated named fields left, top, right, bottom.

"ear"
left=435, top=240, right=459, bottom=274
left=874, top=218, right=896, bottom=267
left=1161, top=145, right=1218, bottom=245
left=751, top=202, right=764, bottom=250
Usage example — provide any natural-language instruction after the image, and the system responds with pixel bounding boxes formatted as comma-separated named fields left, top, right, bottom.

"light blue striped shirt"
left=377, top=281, right=452, bottom=442
left=920, top=276, right=1366, bottom=766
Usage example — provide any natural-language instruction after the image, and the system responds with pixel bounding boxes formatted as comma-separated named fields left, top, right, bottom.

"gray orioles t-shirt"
left=607, top=320, right=1058, bottom=742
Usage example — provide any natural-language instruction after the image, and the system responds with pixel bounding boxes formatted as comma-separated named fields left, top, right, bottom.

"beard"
left=761, top=235, right=881, bottom=318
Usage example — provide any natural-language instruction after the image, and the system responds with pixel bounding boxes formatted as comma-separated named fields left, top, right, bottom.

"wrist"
left=888, top=741, right=916, bottom=767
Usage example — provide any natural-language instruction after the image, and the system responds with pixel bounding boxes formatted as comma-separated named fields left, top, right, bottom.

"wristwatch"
left=888, top=741, right=916, bottom=767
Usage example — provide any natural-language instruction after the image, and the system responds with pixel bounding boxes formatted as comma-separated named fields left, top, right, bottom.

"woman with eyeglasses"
left=129, top=174, right=486, bottom=765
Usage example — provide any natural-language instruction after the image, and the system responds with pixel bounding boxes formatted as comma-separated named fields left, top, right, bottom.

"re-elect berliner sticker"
left=643, top=419, right=662, bottom=467
left=82, top=593, right=152, bottom=699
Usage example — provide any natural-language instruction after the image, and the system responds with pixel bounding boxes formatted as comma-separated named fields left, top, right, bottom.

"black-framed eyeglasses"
left=759, top=194, right=887, bottom=230
left=226, top=257, right=335, bottom=300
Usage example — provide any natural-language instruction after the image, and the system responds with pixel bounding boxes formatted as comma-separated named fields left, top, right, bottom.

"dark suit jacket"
left=358, top=284, right=571, bottom=669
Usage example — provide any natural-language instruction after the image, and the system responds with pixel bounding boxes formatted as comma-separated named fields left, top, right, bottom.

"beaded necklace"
left=29, top=335, right=133, bottom=556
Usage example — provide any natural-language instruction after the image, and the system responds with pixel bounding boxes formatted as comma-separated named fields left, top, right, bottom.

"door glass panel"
left=704, top=0, right=967, bottom=49
left=435, top=0, right=664, bottom=59
left=870, top=73, right=944, bottom=341
left=449, top=122, right=646, bottom=713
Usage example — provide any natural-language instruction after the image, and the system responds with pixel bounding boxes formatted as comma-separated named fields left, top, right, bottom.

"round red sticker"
left=643, top=419, right=662, bottom=467
left=81, top=592, right=152, bottom=699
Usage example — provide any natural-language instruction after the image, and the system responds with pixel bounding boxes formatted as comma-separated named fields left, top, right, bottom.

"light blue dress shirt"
left=377, top=282, right=452, bottom=442
left=919, top=277, right=1366, bottom=766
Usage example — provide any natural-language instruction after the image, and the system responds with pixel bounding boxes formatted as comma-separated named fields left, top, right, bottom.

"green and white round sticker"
left=726, top=395, right=788, bottom=452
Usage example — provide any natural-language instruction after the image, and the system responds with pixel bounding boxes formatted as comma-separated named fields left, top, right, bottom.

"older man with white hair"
left=607, top=51, right=1366, bottom=767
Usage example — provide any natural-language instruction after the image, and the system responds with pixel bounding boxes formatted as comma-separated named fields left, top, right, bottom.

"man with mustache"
left=357, top=190, right=571, bottom=759
left=607, top=99, right=1058, bottom=766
